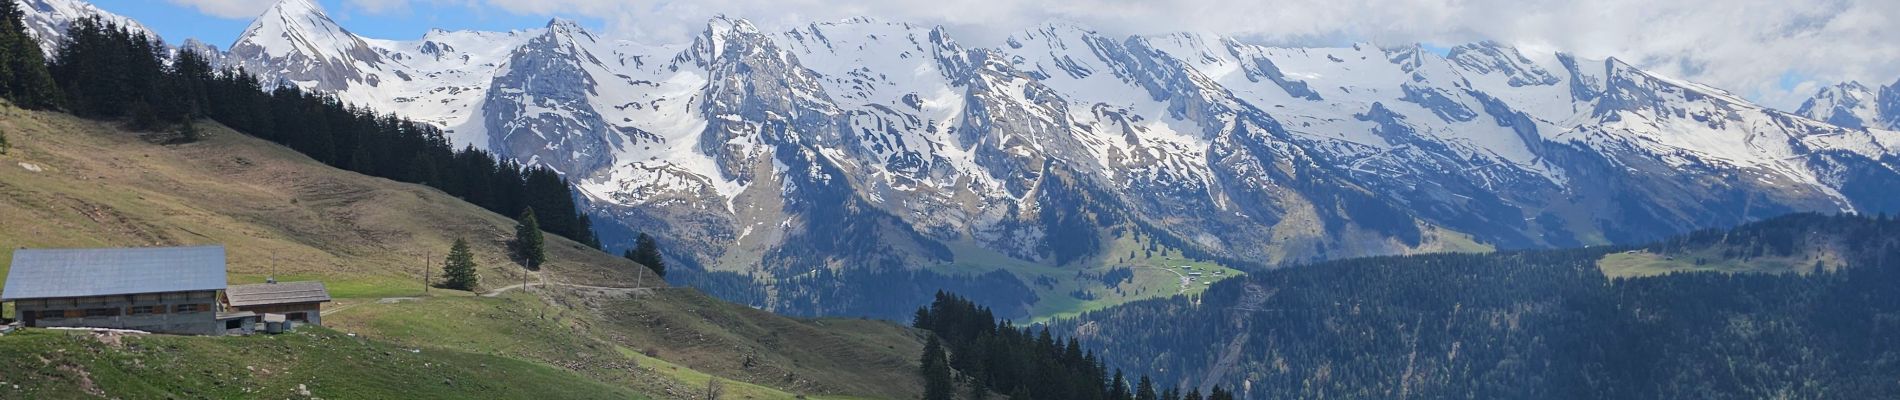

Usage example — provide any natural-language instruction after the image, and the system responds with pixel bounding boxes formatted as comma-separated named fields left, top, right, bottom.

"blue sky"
left=93, top=0, right=603, bottom=47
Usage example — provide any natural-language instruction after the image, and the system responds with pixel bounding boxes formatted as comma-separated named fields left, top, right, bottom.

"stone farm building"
left=2, top=246, right=230, bottom=335
left=2, top=245, right=331, bottom=335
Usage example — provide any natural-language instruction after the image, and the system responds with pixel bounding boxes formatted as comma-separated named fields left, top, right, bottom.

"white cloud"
left=163, top=0, right=272, bottom=19
left=466, top=0, right=1900, bottom=110
left=341, top=0, right=480, bottom=16
left=160, top=0, right=1895, bottom=109
left=345, top=0, right=411, bottom=15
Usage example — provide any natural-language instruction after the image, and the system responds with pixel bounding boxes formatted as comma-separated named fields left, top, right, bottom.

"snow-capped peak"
left=233, top=0, right=374, bottom=62
left=225, top=0, right=387, bottom=94
left=1797, top=81, right=1884, bottom=130
left=1446, top=41, right=1559, bottom=87
left=687, top=16, right=770, bottom=67
left=546, top=17, right=587, bottom=35
left=15, top=0, right=153, bottom=55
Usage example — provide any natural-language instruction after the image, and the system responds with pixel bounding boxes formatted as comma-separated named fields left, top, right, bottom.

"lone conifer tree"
left=441, top=238, right=480, bottom=291
left=922, top=335, right=955, bottom=400
left=512, top=207, right=546, bottom=271
left=631, top=233, right=666, bottom=277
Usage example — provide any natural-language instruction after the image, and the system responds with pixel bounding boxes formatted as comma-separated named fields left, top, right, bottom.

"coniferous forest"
left=1043, top=213, right=1900, bottom=399
left=915, top=292, right=1238, bottom=400
left=0, top=9, right=598, bottom=247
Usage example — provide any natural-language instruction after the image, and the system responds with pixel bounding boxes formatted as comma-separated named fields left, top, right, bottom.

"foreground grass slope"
left=0, top=106, right=924, bottom=399
left=0, top=328, right=643, bottom=400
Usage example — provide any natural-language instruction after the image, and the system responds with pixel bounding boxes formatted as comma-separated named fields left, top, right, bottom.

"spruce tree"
left=0, top=0, right=57, bottom=109
left=1135, top=377, right=1157, bottom=400
left=1110, top=370, right=1130, bottom=400
left=576, top=214, right=600, bottom=249
left=632, top=232, right=666, bottom=277
left=174, top=118, right=202, bottom=143
left=1207, top=386, right=1233, bottom=400
left=922, top=335, right=956, bottom=400
left=512, top=207, right=546, bottom=271
left=441, top=238, right=480, bottom=291
left=0, top=127, right=9, bottom=155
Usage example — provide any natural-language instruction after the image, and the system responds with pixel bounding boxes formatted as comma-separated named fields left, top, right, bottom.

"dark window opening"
left=84, top=308, right=118, bottom=317
left=129, top=306, right=156, bottom=315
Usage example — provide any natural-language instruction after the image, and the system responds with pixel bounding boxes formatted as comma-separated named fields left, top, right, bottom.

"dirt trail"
left=484, top=271, right=648, bottom=297
left=1198, top=282, right=1273, bottom=393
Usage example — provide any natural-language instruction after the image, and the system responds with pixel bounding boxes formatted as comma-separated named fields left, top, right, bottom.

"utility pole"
left=423, top=251, right=431, bottom=294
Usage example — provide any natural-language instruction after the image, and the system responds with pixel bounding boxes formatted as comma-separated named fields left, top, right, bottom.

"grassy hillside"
left=0, top=328, right=643, bottom=400
left=0, top=106, right=639, bottom=294
left=941, top=233, right=1246, bottom=324
left=1594, top=214, right=1893, bottom=278
left=0, top=106, right=923, bottom=399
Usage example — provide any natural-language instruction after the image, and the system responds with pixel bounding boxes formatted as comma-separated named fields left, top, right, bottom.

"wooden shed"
left=223, top=281, right=331, bottom=326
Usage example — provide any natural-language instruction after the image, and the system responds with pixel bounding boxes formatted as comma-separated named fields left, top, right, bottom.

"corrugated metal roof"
left=2, top=246, right=227, bottom=300
left=225, top=281, right=331, bottom=307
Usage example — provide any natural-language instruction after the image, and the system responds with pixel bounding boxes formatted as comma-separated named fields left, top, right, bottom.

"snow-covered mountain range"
left=1797, top=80, right=1900, bottom=131
left=15, top=0, right=150, bottom=55
left=23, top=0, right=1900, bottom=318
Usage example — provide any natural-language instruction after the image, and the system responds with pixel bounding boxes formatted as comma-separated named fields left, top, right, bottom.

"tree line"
left=1048, top=212, right=1900, bottom=399
left=0, top=10, right=599, bottom=246
left=914, top=292, right=1236, bottom=400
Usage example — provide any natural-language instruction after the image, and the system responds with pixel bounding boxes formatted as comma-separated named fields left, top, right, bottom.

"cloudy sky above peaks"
left=106, top=0, right=1900, bottom=110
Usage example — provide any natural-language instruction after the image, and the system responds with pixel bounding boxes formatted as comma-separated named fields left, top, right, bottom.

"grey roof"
left=2, top=246, right=227, bottom=300
left=225, top=281, right=331, bottom=307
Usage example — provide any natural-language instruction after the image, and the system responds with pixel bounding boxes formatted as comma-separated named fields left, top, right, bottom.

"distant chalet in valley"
left=1, top=245, right=330, bottom=335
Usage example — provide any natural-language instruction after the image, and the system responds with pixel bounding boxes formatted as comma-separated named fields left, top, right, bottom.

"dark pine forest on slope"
left=914, top=292, right=1240, bottom=400
left=7, top=12, right=600, bottom=248
left=1045, top=213, right=1900, bottom=399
